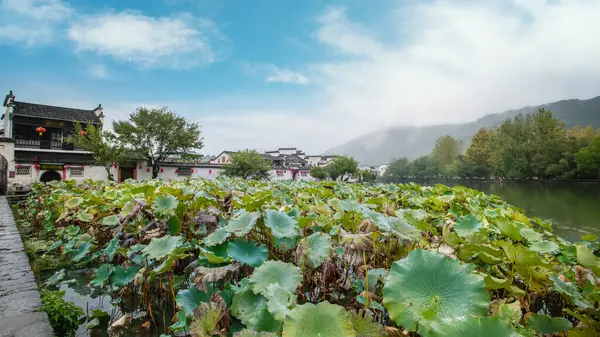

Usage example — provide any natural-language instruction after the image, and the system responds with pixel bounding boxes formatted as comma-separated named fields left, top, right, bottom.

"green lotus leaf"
left=119, top=200, right=137, bottom=217
left=103, top=190, right=118, bottom=200
left=576, top=244, right=600, bottom=276
left=274, top=236, right=298, bottom=251
left=497, top=241, right=544, bottom=266
left=90, top=264, right=112, bottom=287
left=200, top=247, right=231, bottom=264
left=340, top=199, right=362, bottom=212
left=202, top=228, right=231, bottom=247
left=249, top=261, right=302, bottom=296
left=227, top=240, right=268, bottom=267
left=264, top=283, right=297, bottom=321
left=142, top=235, right=184, bottom=260
left=43, top=269, right=66, bottom=287
left=76, top=212, right=94, bottom=222
left=454, top=214, right=484, bottom=237
left=382, top=249, right=489, bottom=336
left=494, top=219, right=524, bottom=241
left=581, top=233, right=598, bottom=242
left=225, top=210, right=261, bottom=237
left=231, top=286, right=279, bottom=332
left=282, top=301, right=355, bottom=337
left=297, top=232, right=332, bottom=268
left=152, top=195, right=179, bottom=213
left=264, top=210, right=299, bottom=238
left=100, top=215, right=120, bottom=227
left=72, top=241, right=92, bottom=262
left=483, top=275, right=525, bottom=296
left=109, top=266, right=139, bottom=288
left=549, top=274, right=592, bottom=309
left=529, top=240, right=560, bottom=254
left=493, top=300, right=521, bottom=325
left=350, top=311, right=387, bottom=337
left=439, top=316, right=514, bottom=337
left=167, top=215, right=182, bottom=235
left=526, top=314, right=572, bottom=333
left=233, top=330, right=277, bottom=337
left=149, top=249, right=191, bottom=281
left=65, top=197, right=84, bottom=209
left=520, top=227, right=543, bottom=242
left=176, top=286, right=209, bottom=318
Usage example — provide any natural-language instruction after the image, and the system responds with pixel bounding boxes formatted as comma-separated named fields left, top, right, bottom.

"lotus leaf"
left=202, top=228, right=231, bottom=247
left=439, top=316, right=514, bottom=337
left=72, top=241, right=92, bottom=262
left=119, top=200, right=137, bottom=217
left=249, top=261, right=302, bottom=296
left=90, top=264, right=112, bottom=287
left=526, top=314, right=572, bottom=333
left=168, top=215, right=182, bottom=235
left=350, top=311, right=386, bottom=337
left=576, top=244, right=600, bottom=276
left=494, top=219, right=524, bottom=241
left=193, top=263, right=240, bottom=290
left=76, top=212, right=94, bottom=222
left=231, top=286, right=279, bottom=332
left=520, top=227, right=543, bottom=242
left=549, top=274, right=592, bottom=309
left=529, top=240, right=560, bottom=254
left=225, top=210, right=261, bottom=237
left=44, top=269, right=66, bottom=287
left=176, top=287, right=209, bottom=318
left=454, top=214, right=484, bottom=237
left=100, top=215, right=120, bottom=227
left=65, top=197, right=84, bottom=209
left=264, top=210, right=299, bottom=238
left=227, top=240, right=268, bottom=267
left=282, top=301, right=355, bottom=337
left=110, top=266, right=139, bottom=288
left=382, top=249, right=489, bottom=336
left=142, top=235, right=184, bottom=260
left=492, top=300, right=521, bottom=325
left=274, top=236, right=298, bottom=251
left=263, top=283, right=297, bottom=321
left=233, top=330, right=277, bottom=337
left=297, top=232, right=332, bottom=268
left=152, top=195, right=179, bottom=213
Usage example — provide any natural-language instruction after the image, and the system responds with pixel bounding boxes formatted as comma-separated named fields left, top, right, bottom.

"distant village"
left=0, top=91, right=388, bottom=194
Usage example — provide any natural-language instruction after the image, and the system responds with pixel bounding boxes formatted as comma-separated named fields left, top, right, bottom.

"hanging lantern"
left=80, top=166, right=84, bottom=169
left=65, top=165, right=71, bottom=169
left=284, top=170, right=287, bottom=174
left=35, top=126, right=46, bottom=136
left=175, top=169, right=179, bottom=174
left=160, top=168, right=164, bottom=173
left=113, top=160, right=117, bottom=169
left=34, top=163, right=40, bottom=172
left=209, top=169, right=212, bottom=174
left=16, top=164, right=21, bottom=168
left=146, top=168, right=150, bottom=172
left=191, top=169, right=195, bottom=173
left=80, top=130, right=87, bottom=136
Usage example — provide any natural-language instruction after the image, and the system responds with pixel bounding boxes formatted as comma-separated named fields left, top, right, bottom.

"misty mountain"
left=325, top=96, right=600, bottom=165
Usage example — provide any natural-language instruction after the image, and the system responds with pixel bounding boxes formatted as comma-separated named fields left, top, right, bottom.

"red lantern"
left=160, top=168, right=164, bottom=173
left=209, top=169, right=212, bottom=174
left=284, top=170, right=287, bottom=173
left=175, top=169, right=179, bottom=173
left=113, top=160, right=117, bottom=168
left=80, top=166, right=84, bottom=169
left=16, top=164, right=21, bottom=168
left=191, top=169, right=195, bottom=173
left=146, top=168, right=150, bottom=172
left=65, top=165, right=71, bottom=169
left=35, top=126, right=46, bottom=136
left=80, top=130, right=87, bottom=136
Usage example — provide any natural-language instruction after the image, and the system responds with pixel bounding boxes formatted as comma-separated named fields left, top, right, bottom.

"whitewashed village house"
left=0, top=92, right=337, bottom=194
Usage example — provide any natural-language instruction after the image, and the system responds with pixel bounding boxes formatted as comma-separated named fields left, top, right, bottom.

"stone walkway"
left=0, top=197, right=53, bottom=336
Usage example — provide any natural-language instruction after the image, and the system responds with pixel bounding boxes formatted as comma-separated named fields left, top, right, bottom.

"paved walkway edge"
left=0, top=197, right=53, bottom=336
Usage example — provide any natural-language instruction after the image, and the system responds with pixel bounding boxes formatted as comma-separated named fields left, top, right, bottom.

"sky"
left=2, top=0, right=600, bottom=156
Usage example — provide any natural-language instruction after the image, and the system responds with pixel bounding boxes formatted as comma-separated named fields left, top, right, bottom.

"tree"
left=575, top=136, right=600, bottom=179
left=464, top=128, right=493, bottom=178
left=310, top=166, right=329, bottom=181
left=529, top=109, right=568, bottom=179
left=489, top=113, right=534, bottom=179
left=431, top=136, right=462, bottom=170
left=410, top=156, right=431, bottom=179
left=383, top=157, right=411, bottom=182
left=326, top=156, right=358, bottom=181
left=70, top=123, right=123, bottom=181
left=222, top=150, right=271, bottom=180
left=112, top=107, right=203, bottom=178
left=356, top=168, right=378, bottom=183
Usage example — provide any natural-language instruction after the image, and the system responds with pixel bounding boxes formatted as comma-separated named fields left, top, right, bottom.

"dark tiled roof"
left=13, top=101, right=102, bottom=124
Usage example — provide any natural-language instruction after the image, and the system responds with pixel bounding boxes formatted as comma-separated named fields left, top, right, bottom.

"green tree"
left=464, top=128, right=493, bottom=178
left=530, top=109, right=568, bottom=179
left=489, top=113, right=534, bottom=179
left=384, top=157, right=411, bottom=181
left=310, top=166, right=329, bottom=181
left=70, top=123, right=123, bottom=181
left=431, top=136, right=461, bottom=170
left=575, top=136, right=600, bottom=179
left=410, top=155, right=432, bottom=179
left=112, top=107, right=203, bottom=178
left=222, top=150, right=272, bottom=180
left=326, top=156, right=358, bottom=181
left=357, top=168, right=378, bottom=183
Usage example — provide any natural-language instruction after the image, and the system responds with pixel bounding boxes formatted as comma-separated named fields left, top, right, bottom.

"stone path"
left=0, top=197, right=53, bottom=336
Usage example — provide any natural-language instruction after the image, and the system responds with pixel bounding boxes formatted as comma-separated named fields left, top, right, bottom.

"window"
left=16, top=166, right=31, bottom=176
left=301, top=171, right=308, bottom=176
left=178, top=167, right=192, bottom=176
left=69, top=167, right=84, bottom=177
left=276, top=171, right=284, bottom=177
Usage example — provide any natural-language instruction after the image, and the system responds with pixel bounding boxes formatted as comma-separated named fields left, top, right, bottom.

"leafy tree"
left=112, top=107, right=203, bottom=179
left=410, top=156, right=431, bottom=179
left=356, top=168, right=378, bottom=183
left=431, top=136, right=462, bottom=170
left=326, top=156, right=358, bottom=181
left=71, top=123, right=123, bottom=181
left=464, top=128, right=494, bottom=178
left=489, top=113, right=534, bottom=179
left=223, top=150, right=272, bottom=180
left=310, top=166, right=329, bottom=181
left=383, top=157, right=411, bottom=181
left=575, top=136, right=600, bottom=179
left=530, top=109, right=568, bottom=179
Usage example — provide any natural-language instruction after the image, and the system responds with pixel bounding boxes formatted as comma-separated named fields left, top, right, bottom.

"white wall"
left=139, top=164, right=223, bottom=181
left=214, top=152, right=232, bottom=164
left=270, top=169, right=293, bottom=181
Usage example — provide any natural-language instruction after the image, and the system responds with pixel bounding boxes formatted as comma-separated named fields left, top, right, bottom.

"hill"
left=325, top=96, right=600, bottom=165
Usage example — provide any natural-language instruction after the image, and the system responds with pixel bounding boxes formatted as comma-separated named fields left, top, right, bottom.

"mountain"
left=325, top=96, right=600, bottom=165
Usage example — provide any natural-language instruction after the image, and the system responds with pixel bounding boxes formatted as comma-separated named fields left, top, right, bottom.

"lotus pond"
left=14, top=178, right=600, bottom=337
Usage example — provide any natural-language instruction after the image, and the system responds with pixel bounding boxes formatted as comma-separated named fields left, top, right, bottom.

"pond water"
left=437, top=181, right=600, bottom=242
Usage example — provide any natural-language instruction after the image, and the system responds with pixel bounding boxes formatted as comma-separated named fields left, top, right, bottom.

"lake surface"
left=435, top=181, right=600, bottom=241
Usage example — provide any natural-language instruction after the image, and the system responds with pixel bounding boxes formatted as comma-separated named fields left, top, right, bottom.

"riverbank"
left=0, top=197, right=53, bottom=337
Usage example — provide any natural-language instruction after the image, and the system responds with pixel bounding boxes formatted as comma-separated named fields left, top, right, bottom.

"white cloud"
left=266, top=68, right=308, bottom=85
left=89, top=64, right=109, bottom=79
left=68, top=12, right=226, bottom=68
left=0, top=0, right=72, bottom=45
left=200, top=0, right=600, bottom=154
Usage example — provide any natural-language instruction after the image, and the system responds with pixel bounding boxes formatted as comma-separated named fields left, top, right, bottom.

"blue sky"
left=2, top=0, right=600, bottom=156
